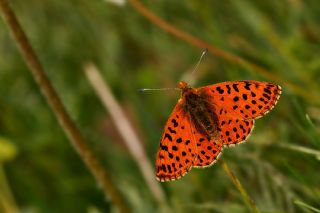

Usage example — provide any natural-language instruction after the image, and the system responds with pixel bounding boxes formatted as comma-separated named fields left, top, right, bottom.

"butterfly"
left=156, top=80, right=281, bottom=182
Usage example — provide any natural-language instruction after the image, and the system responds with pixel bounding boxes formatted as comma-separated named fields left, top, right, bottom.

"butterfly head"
left=178, top=81, right=191, bottom=91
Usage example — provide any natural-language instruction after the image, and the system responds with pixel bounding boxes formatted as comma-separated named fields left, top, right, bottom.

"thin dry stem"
left=84, top=63, right=165, bottom=204
left=128, top=0, right=319, bottom=103
left=0, top=1, right=129, bottom=212
left=220, top=158, right=260, bottom=213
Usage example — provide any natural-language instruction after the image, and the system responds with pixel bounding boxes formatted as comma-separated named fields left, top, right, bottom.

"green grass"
left=0, top=0, right=319, bottom=212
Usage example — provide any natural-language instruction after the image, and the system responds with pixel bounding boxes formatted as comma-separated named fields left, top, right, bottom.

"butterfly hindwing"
left=218, top=117, right=255, bottom=146
left=192, top=131, right=222, bottom=168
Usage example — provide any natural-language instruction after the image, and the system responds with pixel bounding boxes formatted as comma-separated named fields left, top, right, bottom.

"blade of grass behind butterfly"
left=84, top=63, right=166, bottom=206
left=294, top=200, right=320, bottom=213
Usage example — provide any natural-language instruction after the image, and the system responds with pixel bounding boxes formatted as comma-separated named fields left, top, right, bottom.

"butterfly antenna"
left=137, top=87, right=180, bottom=93
left=191, top=48, right=208, bottom=75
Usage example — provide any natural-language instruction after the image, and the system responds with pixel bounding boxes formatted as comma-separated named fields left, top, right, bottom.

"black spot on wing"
left=167, top=127, right=176, bottom=134
left=164, top=133, right=172, bottom=142
left=242, top=94, right=248, bottom=100
left=263, top=93, right=271, bottom=100
left=244, top=82, right=251, bottom=90
left=232, top=84, right=239, bottom=92
left=176, top=137, right=182, bottom=143
left=216, top=86, right=224, bottom=94
left=226, top=84, right=231, bottom=94
left=264, top=88, right=272, bottom=94
left=161, top=145, right=168, bottom=151
left=171, top=119, right=178, bottom=127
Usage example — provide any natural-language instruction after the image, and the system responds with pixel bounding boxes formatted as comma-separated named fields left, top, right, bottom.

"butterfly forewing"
left=198, top=81, right=281, bottom=120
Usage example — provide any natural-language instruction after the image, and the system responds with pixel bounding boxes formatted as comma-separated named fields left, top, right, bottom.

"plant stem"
left=0, top=0, right=129, bottom=212
left=220, top=158, right=260, bottom=213
left=128, top=0, right=319, bottom=103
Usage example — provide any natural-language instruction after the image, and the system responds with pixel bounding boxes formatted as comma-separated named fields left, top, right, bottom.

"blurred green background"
left=0, top=0, right=320, bottom=212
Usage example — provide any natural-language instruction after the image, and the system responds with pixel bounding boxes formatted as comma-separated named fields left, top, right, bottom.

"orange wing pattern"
left=156, top=80, right=281, bottom=181
left=156, top=102, right=197, bottom=182
left=198, top=81, right=280, bottom=146
left=219, top=118, right=254, bottom=146
left=198, top=81, right=281, bottom=120
left=192, top=132, right=222, bottom=168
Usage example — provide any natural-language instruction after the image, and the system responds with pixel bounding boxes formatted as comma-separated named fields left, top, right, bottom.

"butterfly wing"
left=219, top=118, right=255, bottom=146
left=192, top=132, right=222, bottom=168
left=198, top=81, right=281, bottom=120
left=156, top=101, right=198, bottom=182
left=198, top=81, right=281, bottom=146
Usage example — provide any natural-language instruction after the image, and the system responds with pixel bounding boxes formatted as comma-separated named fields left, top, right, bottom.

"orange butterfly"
left=156, top=80, right=281, bottom=182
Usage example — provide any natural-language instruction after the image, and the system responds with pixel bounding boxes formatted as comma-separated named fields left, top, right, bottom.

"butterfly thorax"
left=181, top=86, right=220, bottom=141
